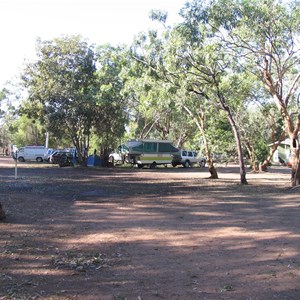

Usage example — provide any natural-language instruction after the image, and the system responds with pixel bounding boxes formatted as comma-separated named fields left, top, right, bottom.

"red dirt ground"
left=0, top=156, right=299, bottom=300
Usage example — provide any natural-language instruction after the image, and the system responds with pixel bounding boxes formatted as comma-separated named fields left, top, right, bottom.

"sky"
left=0, top=0, right=187, bottom=87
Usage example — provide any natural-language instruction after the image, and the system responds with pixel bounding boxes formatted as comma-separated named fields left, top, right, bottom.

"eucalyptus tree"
left=125, top=69, right=175, bottom=140
left=127, top=31, right=199, bottom=145
left=92, top=44, right=129, bottom=155
left=159, top=4, right=259, bottom=184
left=8, top=114, right=44, bottom=146
left=0, top=89, right=5, bottom=118
left=259, top=104, right=286, bottom=169
left=206, top=0, right=300, bottom=185
left=235, top=105, right=270, bottom=171
left=130, top=11, right=243, bottom=180
left=175, top=89, right=234, bottom=178
left=0, top=85, right=23, bottom=149
left=0, top=88, right=9, bottom=149
left=21, top=35, right=97, bottom=164
left=124, top=74, right=195, bottom=142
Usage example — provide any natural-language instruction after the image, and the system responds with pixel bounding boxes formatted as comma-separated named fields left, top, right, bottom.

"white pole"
left=15, top=151, right=18, bottom=180
left=45, top=132, right=49, bottom=149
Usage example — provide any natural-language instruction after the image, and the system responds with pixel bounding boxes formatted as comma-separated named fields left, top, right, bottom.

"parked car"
left=108, top=151, right=124, bottom=166
left=48, top=150, right=60, bottom=164
left=108, top=144, right=128, bottom=166
left=172, top=150, right=206, bottom=168
left=49, top=150, right=71, bottom=164
left=44, top=148, right=55, bottom=162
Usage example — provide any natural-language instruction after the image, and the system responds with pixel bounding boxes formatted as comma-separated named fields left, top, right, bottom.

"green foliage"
left=93, top=44, right=129, bottom=150
left=4, top=0, right=300, bottom=177
left=9, top=114, right=44, bottom=147
left=149, top=9, right=168, bottom=24
left=206, top=111, right=235, bottom=155
left=0, top=89, right=6, bottom=119
left=254, top=140, right=269, bottom=163
left=0, top=86, right=22, bottom=147
left=21, top=35, right=98, bottom=160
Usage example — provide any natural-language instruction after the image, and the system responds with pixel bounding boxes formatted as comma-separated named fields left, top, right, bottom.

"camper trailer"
left=124, top=139, right=180, bottom=169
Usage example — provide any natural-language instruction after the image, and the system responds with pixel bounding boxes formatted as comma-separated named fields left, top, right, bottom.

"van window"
left=158, top=143, right=178, bottom=153
left=131, top=143, right=143, bottom=152
left=144, top=142, right=157, bottom=153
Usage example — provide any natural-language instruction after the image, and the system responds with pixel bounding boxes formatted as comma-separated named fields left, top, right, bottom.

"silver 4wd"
left=172, top=150, right=206, bottom=168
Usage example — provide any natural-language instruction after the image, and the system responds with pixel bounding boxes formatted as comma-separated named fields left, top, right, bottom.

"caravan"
left=124, top=139, right=180, bottom=169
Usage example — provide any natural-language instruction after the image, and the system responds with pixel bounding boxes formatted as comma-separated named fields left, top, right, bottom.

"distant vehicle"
left=48, top=148, right=77, bottom=164
left=124, top=139, right=180, bottom=169
left=172, top=149, right=206, bottom=168
left=108, top=151, right=123, bottom=166
left=108, top=144, right=128, bottom=166
left=11, top=145, right=18, bottom=155
left=48, top=150, right=67, bottom=164
left=16, top=145, right=46, bottom=162
left=44, top=148, right=55, bottom=162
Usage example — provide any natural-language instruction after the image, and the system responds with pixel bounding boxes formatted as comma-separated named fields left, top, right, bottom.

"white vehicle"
left=108, top=152, right=124, bottom=165
left=16, top=145, right=46, bottom=162
left=44, top=148, right=55, bottom=162
left=125, top=139, right=180, bottom=169
left=172, top=149, right=206, bottom=168
left=108, top=144, right=128, bottom=166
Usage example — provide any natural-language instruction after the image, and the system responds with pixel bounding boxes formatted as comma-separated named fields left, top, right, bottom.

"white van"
left=17, top=145, right=46, bottom=162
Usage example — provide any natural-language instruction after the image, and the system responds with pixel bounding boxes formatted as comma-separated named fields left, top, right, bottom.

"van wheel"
left=138, top=164, right=144, bottom=169
left=36, top=157, right=43, bottom=163
left=183, top=160, right=191, bottom=168
left=18, top=157, right=25, bottom=162
left=150, top=162, right=157, bottom=169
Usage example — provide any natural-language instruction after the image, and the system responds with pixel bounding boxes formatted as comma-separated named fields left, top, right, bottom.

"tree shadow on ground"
left=0, top=161, right=299, bottom=299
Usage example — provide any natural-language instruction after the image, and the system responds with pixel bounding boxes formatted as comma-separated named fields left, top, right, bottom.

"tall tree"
left=130, top=11, right=245, bottom=180
left=21, top=35, right=97, bottom=164
left=92, top=45, right=129, bottom=157
left=207, top=0, right=300, bottom=185
left=127, top=31, right=199, bottom=146
left=165, top=5, right=253, bottom=184
left=0, top=85, right=22, bottom=151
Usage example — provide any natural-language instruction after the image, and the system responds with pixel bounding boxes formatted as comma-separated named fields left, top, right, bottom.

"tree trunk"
left=207, top=159, right=219, bottom=179
left=223, top=106, right=248, bottom=184
left=290, top=138, right=300, bottom=186
left=235, top=129, right=248, bottom=184
left=260, top=132, right=286, bottom=171
left=261, top=56, right=300, bottom=186
left=202, top=135, right=218, bottom=179
left=245, top=141, right=258, bottom=172
left=71, top=135, right=85, bottom=165
left=212, top=78, right=247, bottom=184
left=182, top=105, right=219, bottom=179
